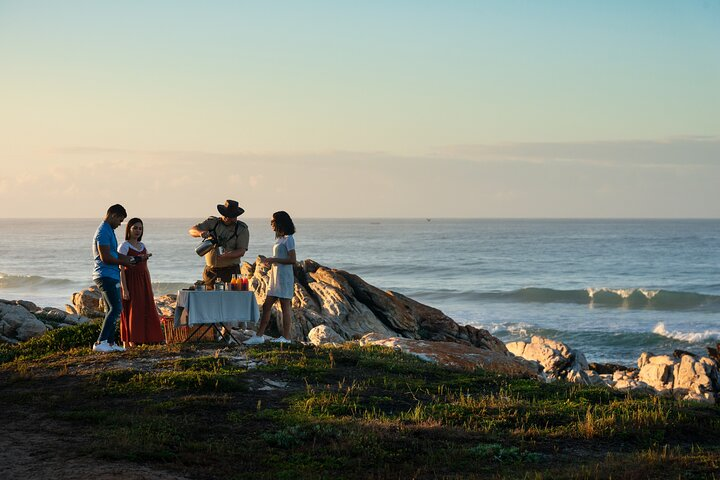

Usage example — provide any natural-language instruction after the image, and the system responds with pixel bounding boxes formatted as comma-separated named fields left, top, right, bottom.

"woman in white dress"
left=244, top=211, right=296, bottom=344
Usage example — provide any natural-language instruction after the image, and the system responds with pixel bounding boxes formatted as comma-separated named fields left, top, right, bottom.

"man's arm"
left=219, top=247, right=247, bottom=260
left=98, top=245, right=134, bottom=267
left=188, top=226, right=207, bottom=238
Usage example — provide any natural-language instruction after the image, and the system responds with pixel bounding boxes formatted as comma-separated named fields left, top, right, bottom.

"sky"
left=0, top=0, right=718, bottom=218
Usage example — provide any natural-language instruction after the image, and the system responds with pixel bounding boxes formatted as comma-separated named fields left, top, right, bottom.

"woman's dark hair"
left=272, top=211, right=295, bottom=237
left=125, top=218, right=144, bottom=241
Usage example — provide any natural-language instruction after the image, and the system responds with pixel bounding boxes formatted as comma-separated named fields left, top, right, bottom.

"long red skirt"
left=120, top=246, right=164, bottom=344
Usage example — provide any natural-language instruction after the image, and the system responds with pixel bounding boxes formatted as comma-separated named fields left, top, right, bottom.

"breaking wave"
left=652, top=322, right=720, bottom=344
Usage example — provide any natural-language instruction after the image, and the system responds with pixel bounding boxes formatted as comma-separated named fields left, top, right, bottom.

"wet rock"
left=588, top=362, right=632, bottom=375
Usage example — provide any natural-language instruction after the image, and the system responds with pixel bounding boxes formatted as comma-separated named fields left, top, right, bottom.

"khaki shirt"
left=194, top=217, right=249, bottom=268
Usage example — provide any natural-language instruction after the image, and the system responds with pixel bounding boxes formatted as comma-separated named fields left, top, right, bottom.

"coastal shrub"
left=0, top=322, right=101, bottom=363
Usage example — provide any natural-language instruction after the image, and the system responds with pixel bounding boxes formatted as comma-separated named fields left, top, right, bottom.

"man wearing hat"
left=189, top=200, right=250, bottom=288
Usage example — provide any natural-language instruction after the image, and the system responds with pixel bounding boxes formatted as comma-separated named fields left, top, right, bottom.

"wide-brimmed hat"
left=217, top=199, right=245, bottom=217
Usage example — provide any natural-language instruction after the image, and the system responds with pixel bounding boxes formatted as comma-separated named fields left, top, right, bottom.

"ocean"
left=1, top=218, right=719, bottom=366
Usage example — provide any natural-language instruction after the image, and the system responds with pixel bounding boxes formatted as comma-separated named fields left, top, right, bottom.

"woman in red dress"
left=118, top=218, right=164, bottom=347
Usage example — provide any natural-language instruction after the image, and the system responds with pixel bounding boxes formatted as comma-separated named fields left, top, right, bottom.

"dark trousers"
left=203, top=264, right=240, bottom=288
left=94, top=276, right=122, bottom=344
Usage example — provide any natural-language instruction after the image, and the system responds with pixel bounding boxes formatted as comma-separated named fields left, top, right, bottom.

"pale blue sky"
left=0, top=1, right=718, bottom=217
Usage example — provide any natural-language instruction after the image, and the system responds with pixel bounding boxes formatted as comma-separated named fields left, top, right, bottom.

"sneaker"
left=111, top=344, right=126, bottom=352
left=271, top=336, right=292, bottom=344
left=243, top=334, right=265, bottom=345
left=92, top=341, right=115, bottom=353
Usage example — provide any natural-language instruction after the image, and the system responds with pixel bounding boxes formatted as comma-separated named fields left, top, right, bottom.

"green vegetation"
left=1, top=323, right=719, bottom=479
left=0, top=321, right=100, bottom=363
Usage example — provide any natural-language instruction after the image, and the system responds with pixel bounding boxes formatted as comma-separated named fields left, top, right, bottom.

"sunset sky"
left=1, top=1, right=718, bottom=218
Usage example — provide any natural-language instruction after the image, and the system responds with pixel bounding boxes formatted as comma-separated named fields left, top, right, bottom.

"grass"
left=1, top=323, right=719, bottom=479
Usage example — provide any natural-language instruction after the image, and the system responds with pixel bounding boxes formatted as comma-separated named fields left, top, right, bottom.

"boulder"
left=362, top=336, right=542, bottom=379
left=15, top=300, right=40, bottom=313
left=37, top=307, right=69, bottom=322
left=507, top=336, right=590, bottom=383
left=70, top=286, right=105, bottom=318
left=0, top=303, right=48, bottom=341
left=308, top=325, right=344, bottom=346
left=155, top=294, right=177, bottom=317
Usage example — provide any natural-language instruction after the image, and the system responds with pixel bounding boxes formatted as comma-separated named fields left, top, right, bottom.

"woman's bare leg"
left=279, top=298, right=293, bottom=339
left=255, top=295, right=276, bottom=337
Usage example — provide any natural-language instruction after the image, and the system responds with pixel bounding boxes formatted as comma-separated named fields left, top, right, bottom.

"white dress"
left=267, top=234, right=295, bottom=299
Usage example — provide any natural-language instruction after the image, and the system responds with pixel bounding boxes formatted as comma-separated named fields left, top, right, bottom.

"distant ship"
left=426, top=218, right=431, bottom=222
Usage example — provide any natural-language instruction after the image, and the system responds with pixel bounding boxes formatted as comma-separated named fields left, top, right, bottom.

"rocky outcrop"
left=0, top=298, right=92, bottom=343
left=506, top=336, right=601, bottom=385
left=0, top=302, right=48, bottom=343
left=509, top=335, right=720, bottom=403
left=636, top=351, right=719, bottom=403
left=244, top=258, right=507, bottom=354
left=360, top=335, right=543, bottom=378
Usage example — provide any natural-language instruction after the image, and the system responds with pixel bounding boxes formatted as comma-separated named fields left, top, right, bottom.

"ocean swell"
left=0, top=272, right=76, bottom=289
left=412, top=287, right=720, bottom=311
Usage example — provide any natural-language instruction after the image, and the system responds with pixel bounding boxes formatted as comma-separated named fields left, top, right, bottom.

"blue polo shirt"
left=92, top=221, right=120, bottom=281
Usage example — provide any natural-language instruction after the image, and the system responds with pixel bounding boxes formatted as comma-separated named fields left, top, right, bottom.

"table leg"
left=183, top=324, right=214, bottom=343
left=217, top=323, right=240, bottom=345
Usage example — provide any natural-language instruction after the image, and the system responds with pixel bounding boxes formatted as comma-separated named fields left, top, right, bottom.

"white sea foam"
left=652, top=322, right=720, bottom=344
left=586, top=287, right=659, bottom=299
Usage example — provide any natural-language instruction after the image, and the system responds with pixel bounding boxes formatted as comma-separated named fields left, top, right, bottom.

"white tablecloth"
left=175, top=290, right=260, bottom=326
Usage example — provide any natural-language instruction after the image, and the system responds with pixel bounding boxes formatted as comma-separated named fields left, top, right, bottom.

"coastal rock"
left=358, top=332, right=393, bottom=345
left=0, top=299, right=40, bottom=313
left=362, top=336, right=542, bottom=378
left=588, top=362, right=631, bottom=375
left=507, top=336, right=590, bottom=384
left=15, top=300, right=40, bottom=313
left=70, top=286, right=105, bottom=318
left=244, top=258, right=507, bottom=351
left=37, top=307, right=70, bottom=322
left=308, top=325, right=344, bottom=346
left=63, top=314, right=90, bottom=325
left=636, top=352, right=718, bottom=403
left=155, top=294, right=177, bottom=317
left=0, top=303, right=48, bottom=341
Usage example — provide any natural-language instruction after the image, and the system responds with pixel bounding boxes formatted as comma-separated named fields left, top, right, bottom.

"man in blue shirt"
left=92, top=204, right=140, bottom=352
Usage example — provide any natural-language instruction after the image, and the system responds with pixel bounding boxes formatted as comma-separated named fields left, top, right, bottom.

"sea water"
left=1, top=218, right=719, bottom=365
